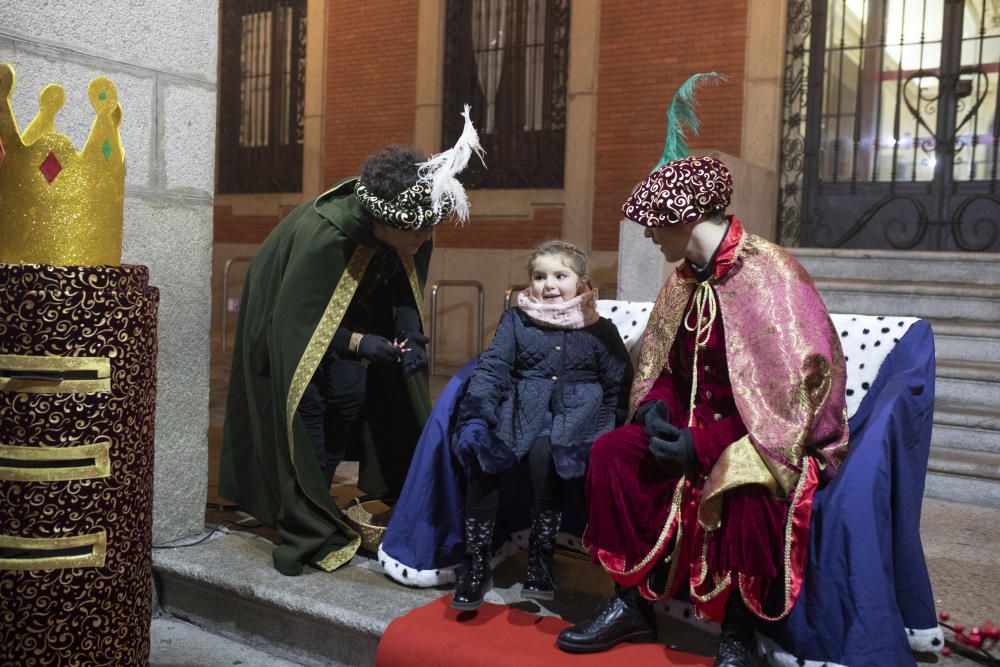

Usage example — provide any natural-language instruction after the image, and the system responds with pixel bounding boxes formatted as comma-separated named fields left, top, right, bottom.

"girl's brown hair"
left=528, top=240, right=592, bottom=290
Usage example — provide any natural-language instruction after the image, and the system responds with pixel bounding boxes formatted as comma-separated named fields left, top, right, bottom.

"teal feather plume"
left=653, top=72, right=727, bottom=172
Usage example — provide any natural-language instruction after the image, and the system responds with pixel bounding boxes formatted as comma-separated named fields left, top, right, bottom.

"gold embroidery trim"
left=690, top=530, right=732, bottom=604
left=738, top=455, right=813, bottom=621
left=0, top=530, right=107, bottom=570
left=286, top=246, right=375, bottom=570
left=0, top=354, right=111, bottom=394
left=698, top=435, right=782, bottom=530
left=0, top=440, right=111, bottom=482
left=628, top=275, right=695, bottom=418
left=597, top=476, right=686, bottom=577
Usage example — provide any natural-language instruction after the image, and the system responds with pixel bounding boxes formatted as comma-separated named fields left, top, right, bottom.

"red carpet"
left=376, top=595, right=714, bottom=666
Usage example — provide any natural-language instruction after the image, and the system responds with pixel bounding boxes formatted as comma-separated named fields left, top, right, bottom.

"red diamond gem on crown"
left=39, top=151, right=63, bottom=183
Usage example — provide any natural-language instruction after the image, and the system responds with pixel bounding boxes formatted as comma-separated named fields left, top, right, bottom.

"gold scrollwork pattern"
left=0, top=263, right=158, bottom=666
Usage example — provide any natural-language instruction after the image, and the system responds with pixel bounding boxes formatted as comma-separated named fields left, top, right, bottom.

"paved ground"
left=151, top=617, right=300, bottom=666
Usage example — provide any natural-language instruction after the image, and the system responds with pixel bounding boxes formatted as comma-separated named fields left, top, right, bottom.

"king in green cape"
left=220, top=112, right=484, bottom=575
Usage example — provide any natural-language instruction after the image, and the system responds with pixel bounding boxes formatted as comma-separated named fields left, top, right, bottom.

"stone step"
left=792, top=247, right=1000, bottom=286
left=929, top=319, right=1000, bottom=363
left=934, top=360, right=1000, bottom=406
left=926, top=448, right=1000, bottom=509
left=153, top=532, right=443, bottom=666
left=814, top=278, right=1000, bottom=322
left=928, top=447, right=1000, bottom=482
left=925, top=471, right=1000, bottom=508
left=932, top=402, right=1000, bottom=454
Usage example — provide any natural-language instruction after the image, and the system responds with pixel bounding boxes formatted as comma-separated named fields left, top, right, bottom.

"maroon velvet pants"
left=583, top=423, right=787, bottom=604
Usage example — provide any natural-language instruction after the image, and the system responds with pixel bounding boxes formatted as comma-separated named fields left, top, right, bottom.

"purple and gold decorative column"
left=0, top=65, right=159, bottom=665
left=0, top=264, right=158, bottom=665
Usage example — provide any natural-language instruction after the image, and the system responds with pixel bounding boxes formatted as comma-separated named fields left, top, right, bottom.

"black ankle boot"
left=556, top=584, right=657, bottom=653
left=451, top=515, right=495, bottom=610
left=522, top=509, right=561, bottom=600
left=714, top=596, right=759, bottom=667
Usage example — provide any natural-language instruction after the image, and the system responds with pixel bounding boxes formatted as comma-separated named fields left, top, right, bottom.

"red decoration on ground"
left=954, top=623, right=965, bottom=634
left=939, top=611, right=949, bottom=621
left=941, top=646, right=952, bottom=657
left=981, top=621, right=999, bottom=640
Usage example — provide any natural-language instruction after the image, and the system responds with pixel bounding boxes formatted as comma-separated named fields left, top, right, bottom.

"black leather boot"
left=522, top=509, right=561, bottom=600
left=556, top=584, right=657, bottom=653
left=714, top=596, right=759, bottom=667
left=451, top=515, right=494, bottom=610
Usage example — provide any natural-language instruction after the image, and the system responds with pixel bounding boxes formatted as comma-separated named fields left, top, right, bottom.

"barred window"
left=442, top=0, right=571, bottom=189
left=217, top=0, right=307, bottom=194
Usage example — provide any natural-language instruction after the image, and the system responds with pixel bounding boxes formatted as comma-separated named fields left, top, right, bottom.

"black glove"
left=636, top=401, right=698, bottom=476
left=635, top=400, right=673, bottom=439
left=357, top=334, right=401, bottom=364
left=649, top=427, right=698, bottom=477
left=399, top=331, right=429, bottom=378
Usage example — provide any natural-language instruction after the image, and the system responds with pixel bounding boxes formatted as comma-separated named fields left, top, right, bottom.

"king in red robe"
left=557, top=155, right=848, bottom=667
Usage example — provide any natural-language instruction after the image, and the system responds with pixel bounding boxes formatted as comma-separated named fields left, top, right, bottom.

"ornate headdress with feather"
left=621, top=73, right=734, bottom=227
left=355, top=105, right=485, bottom=230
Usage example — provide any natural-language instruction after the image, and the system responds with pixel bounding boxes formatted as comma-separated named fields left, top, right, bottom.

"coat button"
left=555, top=345, right=561, bottom=351
left=713, top=413, right=723, bottom=422
left=703, top=365, right=710, bottom=373
left=551, top=375, right=558, bottom=381
left=704, top=389, right=713, bottom=399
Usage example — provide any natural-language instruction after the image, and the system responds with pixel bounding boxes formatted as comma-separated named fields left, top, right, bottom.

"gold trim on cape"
left=0, top=530, right=107, bottom=570
left=283, top=247, right=427, bottom=571
left=286, top=245, right=377, bottom=570
left=0, top=440, right=111, bottom=482
left=0, top=354, right=111, bottom=394
left=628, top=274, right=695, bottom=419
left=698, top=435, right=782, bottom=530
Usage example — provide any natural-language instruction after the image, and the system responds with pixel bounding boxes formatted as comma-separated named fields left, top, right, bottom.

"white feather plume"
left=417, top=104, right=485, bottom=224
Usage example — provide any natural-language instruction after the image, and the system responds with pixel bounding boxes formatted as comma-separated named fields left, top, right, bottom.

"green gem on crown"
left=98, top=91, right=107, bottom=101
left=102, top=139, right=112, bottom=160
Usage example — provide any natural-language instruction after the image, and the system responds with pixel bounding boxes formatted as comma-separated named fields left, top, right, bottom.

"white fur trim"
left=377, top=530, right=588, bottom=588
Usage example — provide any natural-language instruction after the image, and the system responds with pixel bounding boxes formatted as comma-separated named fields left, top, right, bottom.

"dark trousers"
left=466, top=436, right=563, bottom=520
left=300, top=357, right=367, bottom=489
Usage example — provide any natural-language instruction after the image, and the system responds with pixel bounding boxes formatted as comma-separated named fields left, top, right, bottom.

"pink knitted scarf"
left=516, top=288, right=600, bottom=330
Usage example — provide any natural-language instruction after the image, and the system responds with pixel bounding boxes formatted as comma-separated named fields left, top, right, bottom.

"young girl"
left=450, top=240, right=632, bottom=610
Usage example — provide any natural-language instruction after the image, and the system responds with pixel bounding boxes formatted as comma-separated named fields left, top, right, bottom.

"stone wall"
left=0, top=1, right=216, bottom=543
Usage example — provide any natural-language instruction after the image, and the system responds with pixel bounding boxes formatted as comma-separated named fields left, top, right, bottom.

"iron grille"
left=217, top=0, right=307, bottom=194
left=780, top=0, right=1000, bottom=251
left=442, top=0, right=570, bottom=189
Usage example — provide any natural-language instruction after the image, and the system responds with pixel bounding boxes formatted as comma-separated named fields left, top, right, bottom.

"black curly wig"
left=359, top=145, right=428, bottom=200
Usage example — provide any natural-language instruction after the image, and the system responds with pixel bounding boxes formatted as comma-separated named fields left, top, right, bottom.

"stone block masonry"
left=1, top=0, right=217, bottom=543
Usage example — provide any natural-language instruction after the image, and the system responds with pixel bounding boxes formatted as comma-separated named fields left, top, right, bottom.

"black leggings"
left=300, top=357, right=367, bottom=488
left=466, top=436, right=563, bottom=520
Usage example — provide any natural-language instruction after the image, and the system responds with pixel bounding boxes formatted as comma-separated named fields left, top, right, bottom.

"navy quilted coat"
left=456, top=307, right=633, bottom=479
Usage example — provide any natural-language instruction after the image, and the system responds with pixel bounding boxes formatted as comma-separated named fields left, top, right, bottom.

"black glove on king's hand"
left=649, top=426, right=698, bottom=477
left=635, top=400, right=673, bottom=439
left=399, top=331, right=429, bottom=378
left=357, top=335, right=401, bottom=364
left=636, top=401, right=698, bottom=476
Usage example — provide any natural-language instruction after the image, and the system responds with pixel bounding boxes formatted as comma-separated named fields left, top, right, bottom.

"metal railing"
left=503, top=285, right=528, bottom=311
left=220, top=256, right=253, bottom=352
left=429, top=280, right=485, bottom=375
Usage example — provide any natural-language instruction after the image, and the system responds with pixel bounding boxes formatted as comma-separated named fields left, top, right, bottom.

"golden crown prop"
left=0, top=63, right=125, bottom=266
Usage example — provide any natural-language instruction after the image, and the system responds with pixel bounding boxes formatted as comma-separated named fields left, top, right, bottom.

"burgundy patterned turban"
left=622, top=155, right=733, bottom=227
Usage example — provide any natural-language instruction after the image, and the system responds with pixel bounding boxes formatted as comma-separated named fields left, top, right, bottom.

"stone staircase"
left=792, top=248, right=1000, bottom=508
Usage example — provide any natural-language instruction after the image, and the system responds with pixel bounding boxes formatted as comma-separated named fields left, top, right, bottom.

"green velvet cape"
left=219, top=178, right=432, bottom=575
